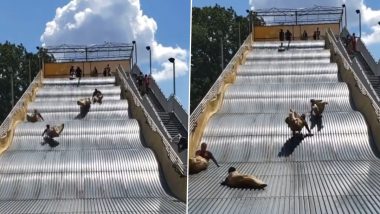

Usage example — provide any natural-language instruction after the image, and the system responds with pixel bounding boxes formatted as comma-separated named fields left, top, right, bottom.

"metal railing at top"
left=116, top=66, right=186, bottom=176
left=190, top=34, right=252, bottom=133
left=326, top=29, right=380, bottom=120
left=0, top=71, right=42, bottom=138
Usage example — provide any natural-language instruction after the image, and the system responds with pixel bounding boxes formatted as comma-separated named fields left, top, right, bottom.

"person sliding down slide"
left=310, top=99, right=328, bottom=118
left=26, top=109, right=44, bottom=122
left=189, top=142, right=220, bottom=174
left=285, top=109, right=312, bottom=136
left=76, top=98, right=91, bottom=119
left=41, top=124, right=64, bottom=145
left=221, top=167, right=267, bottom=190
left=92, top=89, right=103, bottom=104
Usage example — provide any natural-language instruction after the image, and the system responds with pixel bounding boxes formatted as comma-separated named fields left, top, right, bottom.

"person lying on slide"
left=221, top=167, right=267, bottom=190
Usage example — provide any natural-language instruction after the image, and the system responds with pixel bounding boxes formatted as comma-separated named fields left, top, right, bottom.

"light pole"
left=8, top=66, right=14, bottom=107
left=356, top=9, right=361, bottom=38
left=36, top=46, right=41, bottom=71
left=146, top=46, right=152, bottom=75
left=28, top=58, right=31, bottom=84
left=246, top=10, right=252, bottom=33
left=168, top=57, right=175, bottom=97
left=218, top=30, right=224, bottom=70
left=238, top=21, right=241, bottom=46
left=132, top=41, right=137, bottom=65
left=342, top=4, right=347, bottom=29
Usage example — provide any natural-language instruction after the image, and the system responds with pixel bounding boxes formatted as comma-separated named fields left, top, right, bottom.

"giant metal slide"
left=0, top=76, right=185, bottom=213
left=189, top=40, right=380, bottom=213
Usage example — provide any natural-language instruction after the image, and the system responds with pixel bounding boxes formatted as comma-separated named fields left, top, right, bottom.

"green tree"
left=0, top=42, right=53, bottom=123
left=190, top=5, right=263, bottom=112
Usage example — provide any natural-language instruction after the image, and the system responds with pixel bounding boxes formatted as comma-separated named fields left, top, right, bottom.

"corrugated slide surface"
left=189, top=41, right=380, bottom=213
left=0, top=77, right=185, bottom=213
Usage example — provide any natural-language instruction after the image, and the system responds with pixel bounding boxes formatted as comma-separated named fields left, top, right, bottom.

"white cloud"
left=150, top=41, right=188, bottom=81
left=360, top=3, right=380, bottom=25
left=41, top=0, right=188, bottom=81
left=152, top=59, right=188, bottom=82
left=362, top=25, right=380, bottom=45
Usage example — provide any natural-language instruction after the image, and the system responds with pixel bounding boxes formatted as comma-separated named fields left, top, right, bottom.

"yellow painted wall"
left=254, top=23, right=340, bottom=41
left=44, top=60, right=130, bottom=77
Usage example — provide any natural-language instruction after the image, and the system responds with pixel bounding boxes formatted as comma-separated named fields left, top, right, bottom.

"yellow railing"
left=0, top=71, right=43, bottom=153
left=189, top=34, right=252, bottom=156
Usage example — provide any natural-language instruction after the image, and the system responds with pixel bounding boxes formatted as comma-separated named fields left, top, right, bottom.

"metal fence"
left=253, top=6, right=343, bottom=26
left=44, top=43, right=134, bottom=62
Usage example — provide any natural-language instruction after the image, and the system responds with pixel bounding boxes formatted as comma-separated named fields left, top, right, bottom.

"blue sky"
left=193, top=0, right=380, bottom=61
left=0, top=0, right=191, bottom=111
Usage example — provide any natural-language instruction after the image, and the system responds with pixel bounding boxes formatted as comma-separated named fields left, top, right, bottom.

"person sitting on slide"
left=189, top=142, right=220, bottom=174
left=221, top=167, right=267, bottom=190
left=92, top=89, right=103, bottom=104
left=69, top=66, right=75, bottom=80
left=26, top=109, right=44, bottom=122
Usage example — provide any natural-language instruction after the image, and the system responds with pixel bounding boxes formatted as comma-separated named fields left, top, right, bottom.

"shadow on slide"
left=278, top=133, right=312, bottom=157
left=310, top=114, right=324, bottom=131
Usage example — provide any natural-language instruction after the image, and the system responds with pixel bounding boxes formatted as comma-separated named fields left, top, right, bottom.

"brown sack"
left=189, top=156, right=209, bottom=174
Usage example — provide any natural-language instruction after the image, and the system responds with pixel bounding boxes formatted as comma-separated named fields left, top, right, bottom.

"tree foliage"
left=0, top=42, right=53, bottom=123
left=190, top=5, right=263, bottom=112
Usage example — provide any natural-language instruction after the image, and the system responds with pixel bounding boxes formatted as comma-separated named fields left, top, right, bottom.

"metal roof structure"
left=43, top=42, right=134, bottom=62
left=253, top=6, right=344, bottom=26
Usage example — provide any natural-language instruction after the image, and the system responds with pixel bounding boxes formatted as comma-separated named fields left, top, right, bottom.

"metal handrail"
left=353, top=57, right=380, bottom=103
left=190, top=34, right=252, bottom=132
left=357, top=38, right=379, bottom=75
left=168, top=95, right=188, bottom=132
left=340, top=27, right=379, bottom=75
left=149, top=77, right=171, bottom=111
left=116, top=66, right=186, bottom=175
left=329, top=29, right=380, bottom=104
left=125, top=66, right=173, bottom=142
left=0, top=71, right=42, bottom=137
left=326, top=29, right=380, bottom=120
left=337, top=38, right=353, bottom=64
left=132, top=65, right=188, bottom=130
